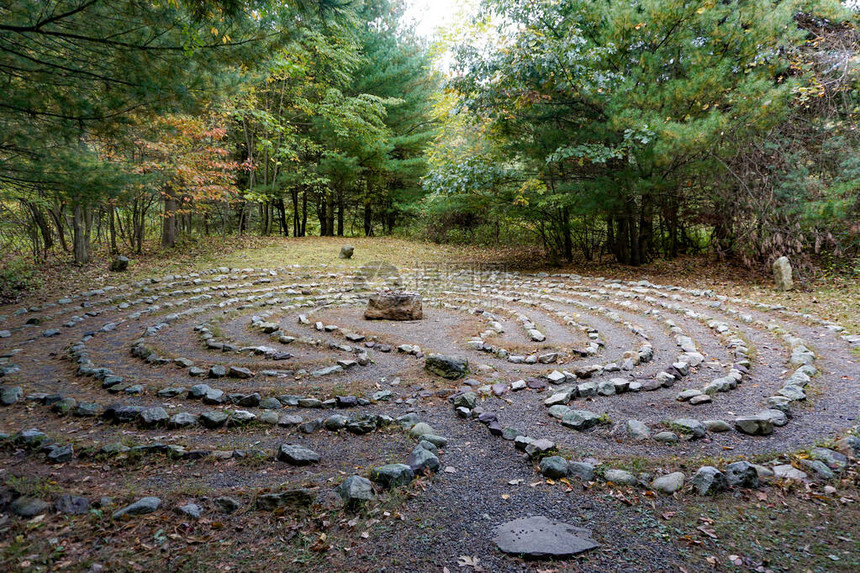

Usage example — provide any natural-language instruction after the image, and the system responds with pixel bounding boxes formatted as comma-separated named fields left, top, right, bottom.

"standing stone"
left=109, top=256, right=130, bottom=272
left=339, top=245, right=355, bottom=259
left=364, top=292, right=422, bottom=321
left=772, top=256, right=793, bottom=291
left=493, top=516, right=599, bottom=558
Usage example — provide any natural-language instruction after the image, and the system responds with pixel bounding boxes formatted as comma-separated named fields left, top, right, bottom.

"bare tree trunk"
left=72, top=204, right=90, bottom=265
left=337, top=188, right=344, bottom=236
left=161, top=193, right=178, bottom=248
left=108, top=203, right=118, bottom=254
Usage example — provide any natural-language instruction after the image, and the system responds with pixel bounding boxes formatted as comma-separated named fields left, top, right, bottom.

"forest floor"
left=1, top=236, right=858, bottom=573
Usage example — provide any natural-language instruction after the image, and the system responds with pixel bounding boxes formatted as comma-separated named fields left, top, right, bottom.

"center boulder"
left=364, top=291, right=423, bottom=321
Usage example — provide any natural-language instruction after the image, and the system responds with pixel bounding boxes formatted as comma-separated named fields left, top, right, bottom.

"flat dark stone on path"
left=493, top=516, right=599, bottom=558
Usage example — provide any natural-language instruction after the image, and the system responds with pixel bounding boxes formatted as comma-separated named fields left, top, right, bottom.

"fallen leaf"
left=697, top=526, right=718, bottom=539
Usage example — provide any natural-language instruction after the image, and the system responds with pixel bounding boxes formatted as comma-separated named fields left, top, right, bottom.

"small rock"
left=691, top=466, right=728, bottom=495
left=112, top=497, right=161, bottom=519
left=54, top=494, right=90, bottom=515
left=277, top=444, right=320, bottom=465
left=725, top=461, right=759, bottom=488
left=177, top=503, right=203, bottom=519
left=604, top=469, right=637, bottom=486
left=337, top=475, right=375, bottom=505
left=539, top=456, right=569, bottom=478
left=11, top=497, right=49, bottom=517
left=371, top=464, right=415, bottom=488
left=214, top=497, right=241, bottom=513
left=651, top=472, right=685, bottom=494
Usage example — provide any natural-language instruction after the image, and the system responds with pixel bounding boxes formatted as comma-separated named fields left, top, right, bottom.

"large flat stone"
left=493, top=516, right=599, bottom=558
left=364, top=292, right=422, bottom=320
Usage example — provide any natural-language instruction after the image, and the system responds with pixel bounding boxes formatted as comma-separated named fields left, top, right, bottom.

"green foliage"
left=432, top=0, right=859, bottom=266
left=0, top=255, right=41, bottom=303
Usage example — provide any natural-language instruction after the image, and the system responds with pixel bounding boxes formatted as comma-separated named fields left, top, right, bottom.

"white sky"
left=402, top=0, right=469, bottom=39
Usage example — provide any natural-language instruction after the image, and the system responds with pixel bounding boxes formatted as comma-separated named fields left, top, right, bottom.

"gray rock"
left=177, top=503, right=202, bottom=519
left=199, top=410, right=229, bottom=429
left=800, top=459, right=835, bottom=480
left=237, top=393, right=261, bottom=407
left=689, top=394, right=712, bottom=405
left=778, top=385, right=806, bottom=401
left=371, top=464, right=415, bottom=488
left=538, top=353, right=559, bottom=364
left=74, top=402, right=102, bottom=417
left=758, top=409, right=788, bottom=427
left=347, top=415, right=377, bottom=435
left=339, top=245, right=354, bottom=259
left=337, top=475, right=375, bottom=505
left=691, top=466, right=728, bottom=495
left=425, top=354, right=468, bottom=379
left=188, top=384, right=211, bottom=399
left=547, top=405, right=571, bottom=419
left=561, top=410, right=603, bottom=431
left=214, top=496, right=241, bottom=513
left=451, top=392, right=477, bottom=409
left=54, top=494, right=90, bottom=514
left=408, top=422, right=435, bottom=439
left=734, top=415, right=774, bottom=436
left=651, top=472, right=685, bottom=494
left=11, top=496, right=49, bottom=517
left=110, top=256, right=130, bottom=272
left=259, top=397, right=282, bottom=410
left=603, top=469, right=637, bottom=486
left=672, top=418, right=706, bottom=439
left=493, top=516, right=599, bottom=558
left=278, top=414, right=303, bottom=427
left=576, top=382, right=597, bottom=397
left=568, top=462, right=595, bottom=481
left=539, top=456, right=569, bottom=479
left=259, top=411, right=279, bottom=425
left=277, top=444, right=320, bottom=465
left=810, top=447, right=848, bottom=471
left=596, top=380, right=616, bottom=396
left=364, top=291, right=422, bottom=321
left=725, top=461, right=759, bottom=488
left=139, top=407, right=169, bottom=427
left=255, top=489, right=315, bottom=510
left=772, top=256, right=793, bottom=291
left=544, top=389, right=573, bottom=407
left=202, top=388, right=225, bottom=405
left=420, top=434, right=448, bottom=448
left=0, top=386, right=23, bottom=406
left=169, top=412, right=198, bottom=428
left=157, top=387, right=186, bottom=398
left=626, top=420, right=650, bottom=440
left=524, top=439, right=556, bottom=458
left=773, top=464, right=807, bottom=480
left=208, top=365, right=227, bottom=378
left=702, top=419, right=731, bottom=433
left=406, top=447, right=440, bottom=474
left=324, top=414, right=348, bottom=431
left=112, top=497, right=161, bottom=519
left=47, top=444, right=74, bottom=463
left=654, top=431, right=679, bottom=444
left=228, top=410, right=256, bottom=426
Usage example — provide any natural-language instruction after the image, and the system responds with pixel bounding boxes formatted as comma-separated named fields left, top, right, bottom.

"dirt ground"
left=1, top=237, right=858, bottom=573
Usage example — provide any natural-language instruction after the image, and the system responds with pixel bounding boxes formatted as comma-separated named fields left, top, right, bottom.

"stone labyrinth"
left=1, top=262, right=859, bottom=554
